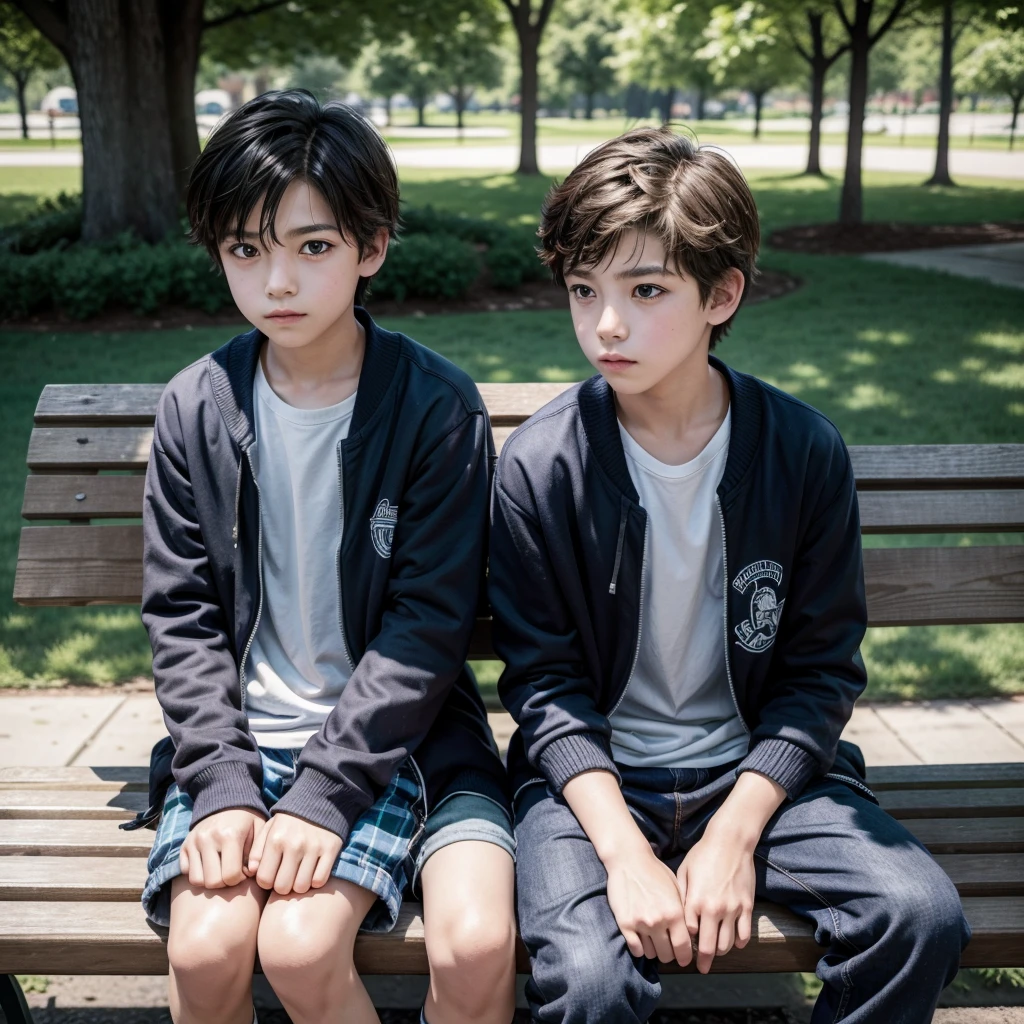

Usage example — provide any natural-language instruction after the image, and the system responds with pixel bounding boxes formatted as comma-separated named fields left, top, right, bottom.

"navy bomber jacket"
left=490, top=357, right=872, bottom=804
left=134, top=308, right=508, bottom=842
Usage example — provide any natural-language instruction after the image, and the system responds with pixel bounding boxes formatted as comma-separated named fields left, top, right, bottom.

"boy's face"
left=564, top=230, right=743, bottom=397
left=219, top=180, right=387, bottom=349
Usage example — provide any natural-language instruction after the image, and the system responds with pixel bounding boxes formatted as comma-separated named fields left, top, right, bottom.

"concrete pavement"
left=1, top=689, right=1022, bottom=768
left=2, top=140, right=1021, bottom=178
left=865, top=240, right=1024, bottom=290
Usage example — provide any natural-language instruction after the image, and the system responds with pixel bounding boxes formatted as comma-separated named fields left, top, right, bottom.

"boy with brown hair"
left=488, top=127, right=969, bottom=1023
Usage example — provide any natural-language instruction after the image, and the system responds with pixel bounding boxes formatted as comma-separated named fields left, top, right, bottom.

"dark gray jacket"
left=490, top=358, right=871, bottom=804
left=139, top=309, right=508, bottom=842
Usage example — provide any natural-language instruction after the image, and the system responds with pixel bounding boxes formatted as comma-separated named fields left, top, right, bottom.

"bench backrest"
left=15, top=384, right=1024, bottom=656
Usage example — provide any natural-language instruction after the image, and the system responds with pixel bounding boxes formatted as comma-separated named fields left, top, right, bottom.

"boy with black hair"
left=134, top=91, right=516, bottom=1024
left=489, top=127, right=970, bottom=1023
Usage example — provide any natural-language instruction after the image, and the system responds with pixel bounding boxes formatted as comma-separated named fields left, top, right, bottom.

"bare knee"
left=167, top=879, right=262, bottom=1018
left=428, top=908, right=517, bottom=1018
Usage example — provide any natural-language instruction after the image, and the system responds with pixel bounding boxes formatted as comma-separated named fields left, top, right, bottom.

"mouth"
left=598, top=354, right=636, bottom=370
left=265, top=310, right=306, bottom=324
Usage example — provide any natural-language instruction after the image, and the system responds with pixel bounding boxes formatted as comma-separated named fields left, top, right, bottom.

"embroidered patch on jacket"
left=732, top=559, right=785, bottom=654
left=369, top=499, right=398, bottom=559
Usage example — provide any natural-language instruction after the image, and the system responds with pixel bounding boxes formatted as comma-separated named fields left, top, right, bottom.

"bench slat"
left=24, top=477, right=1024, bottom=534
left=22, top=474, right=146, bottom=520
left=0, top=790, right=147, bottom=819
left=3, top=814, right=1015, bottom=859
left=0, top=766, right=148, bottom=789
left=862, top=545, right=1024, bottom=626
left=0, top=897, right=1017, bottom=974
left=858, top=490, right=1024, bottom=533
left=2, top=851, right=1017, bottom=902
left=865, top=762, right=1024, bottom=790
left=849, top=444, right=1024, bottom=489
left=18, top=526, right=1024, bottom=627
left=27, top=427, right=154, bottom=472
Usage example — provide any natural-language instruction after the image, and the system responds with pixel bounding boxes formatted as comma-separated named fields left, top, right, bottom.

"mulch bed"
left=768, top=221, right=1024, bottom=256
left=0, top=270, right=800, bottom=334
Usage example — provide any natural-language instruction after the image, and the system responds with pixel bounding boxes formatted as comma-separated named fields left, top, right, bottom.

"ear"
left=357, top=228, right=390, bottom=277
left=705, top=267, right=746, bottom=327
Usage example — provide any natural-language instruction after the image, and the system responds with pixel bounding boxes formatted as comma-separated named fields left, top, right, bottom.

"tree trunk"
left=510, top=8, right=543, bottom=175
left=416, top=93, right=427, bottom=127
left=161, top=0, right=204, bottom=203
left=806, top=60, right=826, bottom=174
left=455, top=87, right=465, bottom=130
left=69, top=0, right=179, bottom=243
left=662, top=84, right=675, bottom=124
left=384, top=94, right=392, bottom=127
left=753, top=90, right=764, bottom=139
left=585, top=90, right=594, bottom=119
left=839, top=9, right=871, bottom=225
left=696, top=86, right=705, bottom=121
left=1011, top=93, right=1021, bottom=150
left=925, top=0, right=955, bottom=186
left=15, top=72, right=29, bottom=139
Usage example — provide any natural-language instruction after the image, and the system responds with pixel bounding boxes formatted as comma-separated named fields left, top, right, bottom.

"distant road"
left=0, top=139, right=1020, bottom=180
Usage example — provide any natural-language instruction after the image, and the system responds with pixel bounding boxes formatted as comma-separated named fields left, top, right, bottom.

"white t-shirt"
left=608, top=409, right=749, bottom=769
left=244, top=361, right=357, bottom=748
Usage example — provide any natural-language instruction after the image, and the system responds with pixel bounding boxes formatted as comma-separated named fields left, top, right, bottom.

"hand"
left=605, top=846, right=693, bottom=966
left=676, top=831, right=756, bottom=974
left=248, top=812, right=343, bottom=895
left=179, top=807, right=266, bottom=890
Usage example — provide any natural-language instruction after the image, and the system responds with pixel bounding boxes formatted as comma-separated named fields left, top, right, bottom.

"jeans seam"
left=755, top=852, right=860, bottom=1022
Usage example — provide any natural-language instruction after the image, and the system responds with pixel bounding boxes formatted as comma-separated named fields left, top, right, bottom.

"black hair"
left=187, top=90, right=399, bottom=305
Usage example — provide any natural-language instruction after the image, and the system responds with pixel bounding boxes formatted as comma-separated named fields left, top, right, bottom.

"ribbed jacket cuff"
left=738, top=738, right=819, bottom=800
left=537, top=732, right=620, bottom=794
left=188, top=760, right=268, bottom=828
left=270, top=767, right=365, bottom=845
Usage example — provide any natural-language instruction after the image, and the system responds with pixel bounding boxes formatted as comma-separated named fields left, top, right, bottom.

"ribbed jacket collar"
left=577, top=354, right=763, bottom=503
left=207, top=306, right=402, bottom=451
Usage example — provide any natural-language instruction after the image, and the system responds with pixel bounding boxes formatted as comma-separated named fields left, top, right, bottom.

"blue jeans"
left=514, top=764, right=970, bottom=1024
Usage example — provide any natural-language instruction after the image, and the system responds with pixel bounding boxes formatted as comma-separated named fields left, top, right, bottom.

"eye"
left=230, top=243, right=259, bottom=259
left=569, top=284, right=595, bottom=299
left=634, top=284, right=664, bottom=300
left=300, top=239, right=333, bottom=256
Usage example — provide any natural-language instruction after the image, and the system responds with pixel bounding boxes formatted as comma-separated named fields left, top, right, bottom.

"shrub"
left=371, top=233, right=481, bottom=303
left=0, top=193, right=82, bottom=254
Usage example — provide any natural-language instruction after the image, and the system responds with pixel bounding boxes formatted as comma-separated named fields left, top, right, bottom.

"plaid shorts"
left=142, top=747, right=422, bottom=933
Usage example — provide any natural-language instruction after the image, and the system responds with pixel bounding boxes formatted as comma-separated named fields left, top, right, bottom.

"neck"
left=263, top=303, right=365, bottom=389
left=615, top=340, right=726, bottom=443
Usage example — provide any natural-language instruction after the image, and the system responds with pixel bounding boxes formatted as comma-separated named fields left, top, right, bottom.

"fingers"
left=311, top=851, right=334, bottom=890
left=272, top=845, right=300, bottom=896
left=639, top=933, right=658, bottom=960
left=716, top=914, right=736, bottom=958
left=669, top=916, right=694, bottom=968
left=736, top=903, right=753, bottom=949
left=219, top=834, right=244, bottom=888
left=248, top=818, right=270, bottom=877
left=178, top=841, right=191, bottom=877
left=621, top=927, right=646, bottom=960
left=291, top=852, right=317, bottom=895
left=255, top=829, right=284, bottom=891
left=198, top=834, right=225, bottom=889
left=696, top=911, right=720, bottom=974
left=649, top=927, right=677, bottom=964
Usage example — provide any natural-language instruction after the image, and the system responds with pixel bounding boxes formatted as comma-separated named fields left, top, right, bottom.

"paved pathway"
left=2, top=141, right=1021, bottom=179
left=1, top=690, right=1022, bottom=768
left=864, top=241, right=1024, bottom=290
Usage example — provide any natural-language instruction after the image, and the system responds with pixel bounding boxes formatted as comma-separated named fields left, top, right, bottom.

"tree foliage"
left=547, top=0, right=619, bottom=117
left=0, top=4, right=62, bottom=137
left=958, top=28, right=1024, bottom=143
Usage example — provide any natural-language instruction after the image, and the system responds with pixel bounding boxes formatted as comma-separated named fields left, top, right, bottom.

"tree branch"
left=869, top=0, right=910, bottom=47
left=203, top=0, right=293, bottom=31
left=833, top=0, right=853, bottom=35
left=7, top=0, right=69, bottom=55
left=535, top=0, right=557, bottom=32
left=824, top=40, right=851, bottom=66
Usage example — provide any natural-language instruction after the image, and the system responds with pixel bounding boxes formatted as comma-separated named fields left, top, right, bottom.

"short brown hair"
left=537, top=127, right=760, bottom=346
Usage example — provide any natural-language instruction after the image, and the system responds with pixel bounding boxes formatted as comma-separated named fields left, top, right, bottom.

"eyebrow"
left=615, top=263, right=672, bottom=279
left=239, top=223, right=341, bottom=240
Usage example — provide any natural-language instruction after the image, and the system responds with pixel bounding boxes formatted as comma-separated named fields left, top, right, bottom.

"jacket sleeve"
left=271, top=411, right=490, bottom=842
left=737, top=442, right=868, bottom=800
left=489, top=468, right=618, bottom=794
left=141, top=392, right=266, bottom=827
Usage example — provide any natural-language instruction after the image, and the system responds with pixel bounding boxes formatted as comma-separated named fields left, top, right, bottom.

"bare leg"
left=421, top=840, right=517, bottom=1024
left=257, top=877, right=379, bottom=1024
left=167, top=875, right=267, bottom=1024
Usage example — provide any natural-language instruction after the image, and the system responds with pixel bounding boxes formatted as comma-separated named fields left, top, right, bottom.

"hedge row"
left=0, top=199, right=547, bottom=321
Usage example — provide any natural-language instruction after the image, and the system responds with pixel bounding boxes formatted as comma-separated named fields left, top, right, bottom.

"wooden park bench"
left=1, top=381, right=1023, bottom=1022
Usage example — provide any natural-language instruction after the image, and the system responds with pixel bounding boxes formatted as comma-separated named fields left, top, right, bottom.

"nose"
left=596, top=302, right=628, bottom=344
left=264, top=253, right=297, bottom=299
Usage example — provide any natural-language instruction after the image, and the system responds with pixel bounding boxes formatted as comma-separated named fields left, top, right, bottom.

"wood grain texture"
left=0, top=819, right=152, bottom=857
left=863, top=545, right=1024, bottom=625
left=878, top=787, right=1024, bottom=818
left=932, top=853, right=1024, bottom=897
left=901, top=817, right=1024, bottom=854
left=849, top=444, right=1024, bottom=488
left=27, top=427, right=154, bottom=471
left=0, top=789, right=147, bottom=819
left=866, top=763, right=1024, bottom=790
left=14, top=526, right=142, bottom=605
left=858, top=490, right=1024, bottom=533
left=34, top=384, right=165, bottom=426
left=0, top=766, right=148, bottom=789
left=0, top=897, right=1017, bottom=974
left=22, top=474, right=145, bottom=520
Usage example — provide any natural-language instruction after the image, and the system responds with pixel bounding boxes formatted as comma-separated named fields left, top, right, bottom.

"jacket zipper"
left=717, top=495, right=750, bottom=735
left=824, top=771, right=875, bottom=798
left=237, top=446, right=264, bottom=712
left=608, top=516, right=647, bottom=718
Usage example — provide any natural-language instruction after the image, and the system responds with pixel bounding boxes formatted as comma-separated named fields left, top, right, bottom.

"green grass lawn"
left=0, top=168, right=1021, bottom=699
